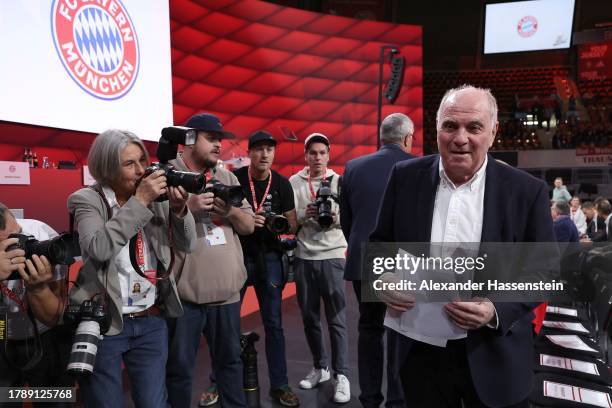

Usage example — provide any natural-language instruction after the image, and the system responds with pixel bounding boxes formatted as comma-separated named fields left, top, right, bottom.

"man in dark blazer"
left=370, top=86, right=556, bottom=408
left=340, top=113, right=415, bottom=408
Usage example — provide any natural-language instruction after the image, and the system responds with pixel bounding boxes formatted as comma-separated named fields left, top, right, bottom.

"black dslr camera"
left=5, top=233, right=80, bottom=280
left=262, top=202, right=290, bottom=234
left=204, top=180, right=245, bottom=208
left=64, top=299, right=110, bottom=375
left=314, top=179, right=338, bottom=228
left=144, top=126, right=206, bottom=201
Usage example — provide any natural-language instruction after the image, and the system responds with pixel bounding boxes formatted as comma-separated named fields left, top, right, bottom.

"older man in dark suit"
left=340, top=113, right=415, bottom=408
left=371, top=85, right=555, bottom=408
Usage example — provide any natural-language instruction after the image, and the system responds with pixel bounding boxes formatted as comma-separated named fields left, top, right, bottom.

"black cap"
left=184, top=113, right=235, bottom=139
left=248, top=130, right=277, bottom=149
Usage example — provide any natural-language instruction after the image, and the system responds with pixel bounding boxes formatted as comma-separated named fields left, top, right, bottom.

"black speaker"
left=384, top=55, right=405, bottom=104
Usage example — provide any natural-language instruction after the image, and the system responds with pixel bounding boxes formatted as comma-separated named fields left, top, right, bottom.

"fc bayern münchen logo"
left=517, top=16, right=538, bottom=38
left=51, top=0, right=140, bottom=100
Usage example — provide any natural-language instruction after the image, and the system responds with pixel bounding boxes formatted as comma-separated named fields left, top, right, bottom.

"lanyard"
left=308, top=173, right=320, bottom=201
left=130, top=230, right=158, bottom=284
left=0, top=281, right=27, bottom=312
left=248, top=167, right=272, bottom=213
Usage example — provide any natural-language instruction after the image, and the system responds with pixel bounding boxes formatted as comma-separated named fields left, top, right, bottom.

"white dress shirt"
left=102, top=186, right=156, bottom=313
left=570, top=207, right=587, bottom=235
left=432, top=157, right=489, bottom=340
left=431, top=157, right=487, bottom=244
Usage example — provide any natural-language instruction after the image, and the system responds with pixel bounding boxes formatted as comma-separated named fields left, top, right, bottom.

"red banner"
left=577, top=42, right=612, bottom=81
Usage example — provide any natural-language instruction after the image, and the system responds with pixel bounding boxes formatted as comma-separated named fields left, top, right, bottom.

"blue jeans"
left=166, top=301, right=245, bottom=408
left=241, top=252, right=288, bottom=389
left=79, top=315, right=168, bottom=408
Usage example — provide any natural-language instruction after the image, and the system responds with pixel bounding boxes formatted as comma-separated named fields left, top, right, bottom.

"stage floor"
left=124, top=281, right=385, bottom=407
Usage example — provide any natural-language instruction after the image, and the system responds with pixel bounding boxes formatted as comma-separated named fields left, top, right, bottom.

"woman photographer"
left=68, top=129, right=196, bottom=407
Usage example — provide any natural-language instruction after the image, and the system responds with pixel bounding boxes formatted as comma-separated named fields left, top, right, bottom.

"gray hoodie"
left=289, top=167, right=347, bottom=260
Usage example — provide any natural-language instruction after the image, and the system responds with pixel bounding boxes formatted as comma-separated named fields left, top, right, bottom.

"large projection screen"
left=484, top=0, right=575, bottom=54
left=0, top=0, right=173, bottom=141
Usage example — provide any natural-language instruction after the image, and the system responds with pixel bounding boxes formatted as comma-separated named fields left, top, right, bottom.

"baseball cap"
left=248, top=130, right=277, bottom=149
left=184, top=113, right=235, bottom=139
left=304, top=133, right=330, bottom=151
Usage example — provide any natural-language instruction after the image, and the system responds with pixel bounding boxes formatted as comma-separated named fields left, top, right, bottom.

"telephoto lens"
left=241, top=332, right=260, bottom=407
left=66, top=320, right=102, bottom=375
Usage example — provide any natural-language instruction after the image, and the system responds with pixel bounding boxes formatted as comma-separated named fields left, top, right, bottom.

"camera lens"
left=267, top=215, right=290, bottom=234
left=66, top=320, right=102, bottom=375
left=166, top=168, right=205, bottom=194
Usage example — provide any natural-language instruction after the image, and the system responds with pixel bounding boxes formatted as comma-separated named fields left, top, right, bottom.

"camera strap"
left=308, top=173, right=335, bottom=200
left=0, top=282, right=27, bottom=312
left=128, top=231, right=171, bottom=282
left=248, top=167, right=272, bottom=213
left=0, top=291, right=44, bottom=371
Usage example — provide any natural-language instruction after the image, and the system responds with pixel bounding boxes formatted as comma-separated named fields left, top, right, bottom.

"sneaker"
left=333, top=374, right=350, bottom=404
left=298, top=367, right=330, bottom=389
left=270, top=385, right=300, bottom=407
left=198, top=385, right=219, bottom=407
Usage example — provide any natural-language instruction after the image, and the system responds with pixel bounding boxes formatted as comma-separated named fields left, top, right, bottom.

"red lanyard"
left=134, top=230, right=156, bottom=285
left=308, top=174, right=318, bottom=201
left=248, top=167, right=272, bottom=213
left=0, top=281, right=27, bottom=312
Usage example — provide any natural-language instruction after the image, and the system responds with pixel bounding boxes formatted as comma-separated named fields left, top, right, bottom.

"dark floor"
left=123, top=282, right=378, bottom=408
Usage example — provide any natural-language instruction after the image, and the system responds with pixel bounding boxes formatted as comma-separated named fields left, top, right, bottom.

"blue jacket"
left=553, top=215, right=579, bottom=242
left=370, top=154, right=556, bottom=408
left=340, top=144, right=415, bottom=280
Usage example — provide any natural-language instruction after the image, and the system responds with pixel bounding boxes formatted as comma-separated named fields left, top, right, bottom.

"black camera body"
left=204, top=180, right=245, bottom=208
left=63, top=299, right=109, bottom=334
left=145, top=126, right=205, bottom=201
left=64, top=299, right=109, bottom=375
left=264, top=212, right=290, bottom=234
left=314, top=179, right=337, bottom=228
left=260, top=201, right=289, bottom=234
left=144, top=163, right=205, bottom=200
left=6, top=233, right=80, bottom=280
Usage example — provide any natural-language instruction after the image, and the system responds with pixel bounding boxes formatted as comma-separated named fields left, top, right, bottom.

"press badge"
left=203, top=221, right=227, bottom=246
left=128, top=272, right=154, bottom=306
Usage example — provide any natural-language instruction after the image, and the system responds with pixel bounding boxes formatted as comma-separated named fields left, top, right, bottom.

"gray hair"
left=87, top=129, right=148, bottom=185
left=0, top=202, right=9, bottom=230
left=436, top=84, right=498, bottom=129
left=380, top=113, right=414, bottom=143
left=554, top=200, right=571, bottom=216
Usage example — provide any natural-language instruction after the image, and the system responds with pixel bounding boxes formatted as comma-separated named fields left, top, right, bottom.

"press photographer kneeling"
left=0, top=203, right=75, bottom=407
left=67, top=129, right=196, bottom=408
left=233, top=130, right=300, bottom=407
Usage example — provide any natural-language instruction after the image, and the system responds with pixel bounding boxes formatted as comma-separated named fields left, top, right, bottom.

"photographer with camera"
left=232, top=130, right=300, bottom=407
left=0, top=203, right=74, bottom=407
left=289, top=133, right=350, bottom=404
left=67, top=129, right=196, bottom=408
left=165, top=113, right=254, bottom=408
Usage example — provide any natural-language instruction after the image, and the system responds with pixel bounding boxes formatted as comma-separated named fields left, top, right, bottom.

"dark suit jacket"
left=553, top=215, right=579, bottom=242
left=340, top=144, right=415, bottom=280
left=587, top=216, right=607, bottom=242
left=370, top=154, right=555, bottom=408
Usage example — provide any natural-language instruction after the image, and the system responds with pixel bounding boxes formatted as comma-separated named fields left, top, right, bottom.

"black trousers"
left=399, top=339, right=528, bottom=408
left=353, top=281, right=405, bottom=408
left=0, top=325, right=75, bottom=408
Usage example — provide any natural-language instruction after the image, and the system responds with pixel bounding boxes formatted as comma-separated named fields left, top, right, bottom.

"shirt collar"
left=438, top=155, right=488, bottom=191
left=101, top=185, right=120, bottom=210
